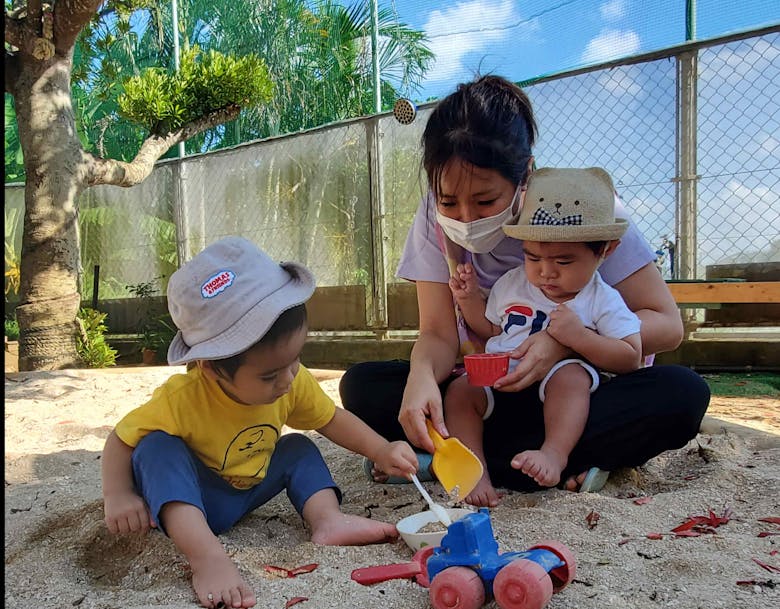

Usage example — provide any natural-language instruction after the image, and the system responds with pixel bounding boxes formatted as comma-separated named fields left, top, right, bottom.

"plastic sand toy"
left=426, top=508, right=576, bottom=609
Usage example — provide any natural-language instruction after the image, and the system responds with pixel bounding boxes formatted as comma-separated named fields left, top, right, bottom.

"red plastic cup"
left=463, top=353, right=510, bottom=386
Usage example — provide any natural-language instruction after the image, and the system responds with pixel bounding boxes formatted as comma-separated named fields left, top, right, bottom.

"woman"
left=340, top=75, right=709, bottom=494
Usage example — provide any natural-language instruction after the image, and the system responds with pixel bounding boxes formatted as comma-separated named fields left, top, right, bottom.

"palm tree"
left=108, top=0, right=432, bottom=150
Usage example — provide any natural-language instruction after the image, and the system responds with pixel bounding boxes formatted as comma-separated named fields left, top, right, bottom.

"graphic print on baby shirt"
left=503, top=304, right=547, bottom=336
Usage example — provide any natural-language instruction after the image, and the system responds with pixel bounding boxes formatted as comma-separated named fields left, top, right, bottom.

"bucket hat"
left=503, top=167, right=628, bottom=242
left=166, top=236, right=315, bottom=365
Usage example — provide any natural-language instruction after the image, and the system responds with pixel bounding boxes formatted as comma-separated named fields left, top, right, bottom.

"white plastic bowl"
left=397, top=507, right=474, bottom=551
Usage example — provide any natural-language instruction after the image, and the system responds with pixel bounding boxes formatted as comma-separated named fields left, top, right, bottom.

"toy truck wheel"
left=493, top=558, right=553, bottom=609
left=528, top=540, right=577, bottom=591
left=429, top=566, right=485, bottom=609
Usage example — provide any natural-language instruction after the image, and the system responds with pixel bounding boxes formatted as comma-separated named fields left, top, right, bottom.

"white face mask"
left=436, top=186, right=523, bottom=253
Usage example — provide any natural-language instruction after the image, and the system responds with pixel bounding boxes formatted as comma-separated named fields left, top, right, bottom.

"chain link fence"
left=5, top=28, right=779, bottom=332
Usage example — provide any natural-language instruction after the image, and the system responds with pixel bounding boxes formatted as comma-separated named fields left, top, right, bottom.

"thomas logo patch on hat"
left=201, top=270, right=235, bottom=298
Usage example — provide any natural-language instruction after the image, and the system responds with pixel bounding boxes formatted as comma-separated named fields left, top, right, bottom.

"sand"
left=4, top=365, right=780, bottom=609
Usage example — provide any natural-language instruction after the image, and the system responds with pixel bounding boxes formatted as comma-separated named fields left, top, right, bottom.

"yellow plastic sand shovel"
left=425, top=419, right=484, bottom=498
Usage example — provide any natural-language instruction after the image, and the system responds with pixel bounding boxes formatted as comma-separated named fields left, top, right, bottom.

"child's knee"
left=548, top=363, right=592, bottom=392
left=444, top=377, right=488, bottom=418
left=275, top=432, right=319, bottom=458
left=133, top=430, right=186, bottom=462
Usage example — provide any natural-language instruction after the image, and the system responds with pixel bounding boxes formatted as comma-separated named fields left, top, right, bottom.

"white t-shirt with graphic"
left=484, top=267, right=641, bottom=366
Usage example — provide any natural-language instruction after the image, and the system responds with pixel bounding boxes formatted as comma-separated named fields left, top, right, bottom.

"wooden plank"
left=306, top=285, right=367, bottom=330
left=667, top=281, right=780, bottom=304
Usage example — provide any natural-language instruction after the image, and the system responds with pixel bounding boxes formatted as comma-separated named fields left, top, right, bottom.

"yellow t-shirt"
left=115, top=365, right=336, bottom=489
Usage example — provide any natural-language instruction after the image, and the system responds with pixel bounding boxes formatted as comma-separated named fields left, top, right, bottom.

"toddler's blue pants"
left=131, top=431, right=340, bottom=534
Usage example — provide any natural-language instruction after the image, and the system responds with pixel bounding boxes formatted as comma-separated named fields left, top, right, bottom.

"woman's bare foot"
left=310, top=512, right=399, bottom=545
left=464, top=475, right=502, bottom=507
left=511, top=449, right=567, bottom=487
left=190, top=550, right=256, bottom=608
left=366, top=462, right=390, bottom=483
left=562, top=470, right=589, bottom=491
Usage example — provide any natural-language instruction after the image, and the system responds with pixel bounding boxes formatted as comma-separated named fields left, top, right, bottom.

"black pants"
left=339, top=361, right=710, bottom=491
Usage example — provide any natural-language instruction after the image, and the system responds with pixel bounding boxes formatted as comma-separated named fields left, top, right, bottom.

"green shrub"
left=76, top=308, right=118, bottom=368
left=118, top=46, right=274, bottom=133
left=4, top=315, right=19, bottom=340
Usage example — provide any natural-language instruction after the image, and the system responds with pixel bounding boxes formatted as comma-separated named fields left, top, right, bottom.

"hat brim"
left=503, top=218, right=628, bottom=242
left=166, top=261, right=316, bottom=365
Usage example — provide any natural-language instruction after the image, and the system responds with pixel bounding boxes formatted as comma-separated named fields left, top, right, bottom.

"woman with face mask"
left=340, top=75, right=710, bottom=493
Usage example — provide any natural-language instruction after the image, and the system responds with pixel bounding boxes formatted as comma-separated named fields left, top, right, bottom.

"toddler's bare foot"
left=310, top=513, right=399, bottom=546
left=511, top=449, right=567, bottom=487
left=190, top=549, right=256, bottom=608
left=464, top=475, right=502, bottom=507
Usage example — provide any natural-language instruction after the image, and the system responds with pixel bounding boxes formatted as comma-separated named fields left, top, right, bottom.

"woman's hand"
left=402, top=281, right=461, bottom=453
left=493, top=330, right=570, bottom=392
left=399, top=370, right=445, bottom=454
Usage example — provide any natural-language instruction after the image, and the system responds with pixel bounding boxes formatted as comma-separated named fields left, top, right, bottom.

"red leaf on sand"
left=264, top=563, right=318, bottom=578
left=585, top=510, right=600, bottom=529
left=758, top=532, right=780, bottom=538
left=646, top=533, right=664, bottom=540
left=770, top=550, right=779, bottom=557
left=285, top=597, right=309, bottom=608
left=633, top=497, right=652, bottom=505
left=671, top=507, right=732, bottom=535
left=671, top=518, right=702, bottom=533
left=758, top=517, right=780, bottom=525
left=264, top=565, right=293, bottom=578
left=289, top=563, right=318, bottom=576
left=673, top=530, right=701, bottom=537
left=751, top=558, right=780, bottom=574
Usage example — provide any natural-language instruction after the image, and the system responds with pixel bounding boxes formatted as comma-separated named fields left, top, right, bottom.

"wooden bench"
left=666, top=280, right=780, bottom=308
left=307, top=281, right=780, bottom=331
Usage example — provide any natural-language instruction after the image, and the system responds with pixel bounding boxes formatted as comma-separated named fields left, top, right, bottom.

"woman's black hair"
left=422, top=74, right=538, bottom=199
left=211, top=303, right=307, bottom=380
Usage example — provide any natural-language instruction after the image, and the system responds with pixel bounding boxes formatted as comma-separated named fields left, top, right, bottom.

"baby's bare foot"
left=464, top=476, right=502, bottom=507
left=511, top=449, right=567, bottom=487
left=190, top=550, right=256, bottom=608
left=310, top=513, right=398, bottom=546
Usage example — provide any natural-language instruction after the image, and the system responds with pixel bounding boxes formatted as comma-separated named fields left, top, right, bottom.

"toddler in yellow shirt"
left=101, top=236, right=418, bottom=609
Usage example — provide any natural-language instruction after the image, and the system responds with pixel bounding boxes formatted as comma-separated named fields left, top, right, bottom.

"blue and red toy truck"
left=425, top=508, right=576, bottom=609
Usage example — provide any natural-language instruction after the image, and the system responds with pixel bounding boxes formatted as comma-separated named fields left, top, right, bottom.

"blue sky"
left=386, top=0, right=779, bottom=101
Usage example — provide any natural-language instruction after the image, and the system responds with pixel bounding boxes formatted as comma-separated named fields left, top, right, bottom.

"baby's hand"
left=448, top=263, right=481, bottom=303
left=103, top=490, right=156, bottom=535
left=373, top=441, right=418, bottom=481
left=546, top=303, right=585, bottom=345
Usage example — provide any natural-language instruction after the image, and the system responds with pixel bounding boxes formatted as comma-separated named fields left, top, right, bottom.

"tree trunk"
left=14, top=53, right=86, bottom=371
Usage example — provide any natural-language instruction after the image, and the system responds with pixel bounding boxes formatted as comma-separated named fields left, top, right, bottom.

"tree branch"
left=6, top=52, right=20, bottom=94
left=4, top=16, right=25, bottom=50
left=27, top=0, right=43, bottom=29
left=53, top=0, right=104, bottom=54
left=86, top=105, right=242, bottom=187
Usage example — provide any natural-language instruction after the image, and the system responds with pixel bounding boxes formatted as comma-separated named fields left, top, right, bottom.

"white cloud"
left=581, top=29, right=641, bottom=64
left=600, top=0, right=626, bottom=20
left=423, top=0, right=531, bottom=82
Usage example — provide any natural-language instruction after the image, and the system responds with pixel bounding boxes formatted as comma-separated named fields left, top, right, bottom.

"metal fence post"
left=675, top=49, right=699, bottom=281
left=172, top=159, right=187, bottom=266
left=366, top=117, right=388, bottom=335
